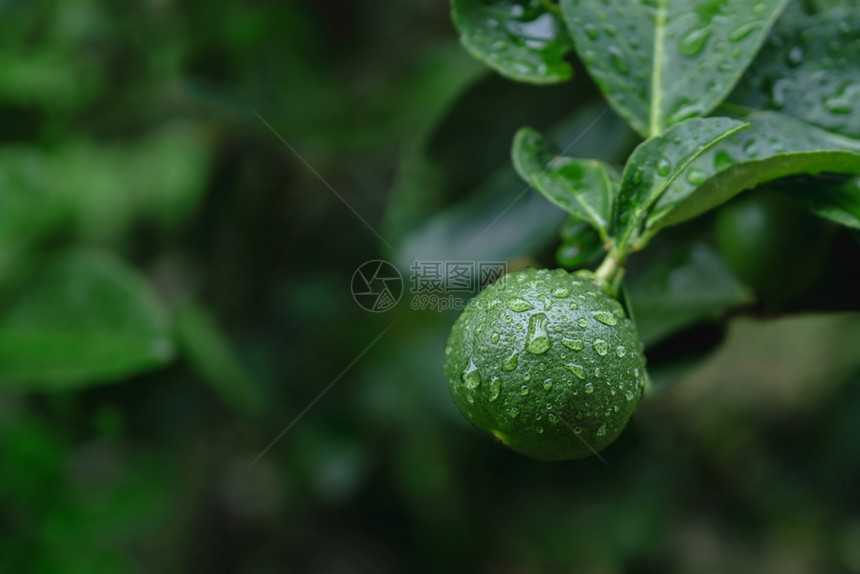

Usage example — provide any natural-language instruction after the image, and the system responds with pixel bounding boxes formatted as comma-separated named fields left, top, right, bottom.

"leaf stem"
left=595, top=251, right=621, bottom=284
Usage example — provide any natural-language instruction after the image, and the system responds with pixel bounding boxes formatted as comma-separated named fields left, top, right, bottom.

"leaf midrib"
left=649, top=0, right=668, bottom=137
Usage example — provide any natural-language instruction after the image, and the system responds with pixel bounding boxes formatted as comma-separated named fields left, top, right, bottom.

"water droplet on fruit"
left=552, top=286, right=570, bottom=298
left=584, top=383, right=594, bottom=394
left=593, top=339, right=609, bottom=356
left=536, top=427, right=544, bottom=434
left=577, top=318, right=588, bottom=328
left=519, top=384, right=529, bottom=396
left=543, top=379, right=553, bottom=391
left=462, top=359, right=481, bottom=389
left=488, top=377, right=501, bottom=401
left=506, top=297, right=533, bottom=312
left=502, top=351, right=519, bottom=372
left=565, top=363, right=586, bottom=379
left=593, top=312, right=617, bottom=326
left=491, top=332, right=500, bottom=344
left=508, top=407, right=520, bottom=418
left=615, top=346, right=627, bottom=357
left=525, top=313, right=551, bottom=355
left=625, top=389, right=635, bottom=401
left=562, top=338, right=584, bottom=351
left=596, top=423, right=607, bottom=436
left=573, top=426, right=582, bottom=434
left=523, top=373, right=531, bottom=382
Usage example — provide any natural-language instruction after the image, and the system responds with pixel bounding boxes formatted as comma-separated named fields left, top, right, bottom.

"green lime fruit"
left=444, top=268, right=646, bottom=461
left=715, top=189, right=831, bottom=298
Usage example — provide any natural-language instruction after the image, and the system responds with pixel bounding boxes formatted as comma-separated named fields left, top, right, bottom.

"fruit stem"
left=595, top=252, right=621, bottom=285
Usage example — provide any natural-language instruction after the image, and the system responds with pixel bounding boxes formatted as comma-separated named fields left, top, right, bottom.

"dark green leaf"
left=512, top=127, right=617, bottom=240
left=452, top=0, right=574, bottom=84
left=627, top=241, right=752, bottom=347
left=647, top=112, right=860, bottom=233
left=728, top=2, right=860, bottom=139
left=614, top=117, right=747, bottom=248
left=560, top=0, right=787, bottom=136
left=0, top=251, right=174, bottom=389
left=781, top=176, right=860, bottom=230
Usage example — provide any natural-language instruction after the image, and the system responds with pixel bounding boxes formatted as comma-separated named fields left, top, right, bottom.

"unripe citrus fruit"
left=444, top=268, right=646, bottom=461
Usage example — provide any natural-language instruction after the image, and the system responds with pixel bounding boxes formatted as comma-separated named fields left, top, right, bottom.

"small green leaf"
left=647, top=112, right=860, bottom=232
left=560, top=0, right=788, bottom=136
left=728, top=2, right=860, bottom=139
left=627, top=241, right=752, bottom=347
left=452, top=0, right=574, bottom=84
left=512, top=127, right=617, bottom=240
left=0, top=250, right=174, bottom=389
left=614, top=117, right=747, bottom=249
left=781, top=176, right=860, bottom=230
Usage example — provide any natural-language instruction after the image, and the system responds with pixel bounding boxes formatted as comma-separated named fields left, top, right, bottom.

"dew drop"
left=593, top=312, right=617, bottom=326
left=562, top=338, right=584, bottom=351
left=608, top=46, right=629, bottom=74
left=565, top=363, right=586, bottom=379
left=615, top=346, right=627, bottom=357
left=656, top=157, right=671, bottom=176
left=525, top=312, right=552, bottom=355
left=577, top=318, right=588, bottom=328
left=506, top=297, right=534, bottom=312
left=462, top=359, right=481, bottom=389
left=536, top=427, right=544, bottom=434
left=502, top=351, right=519, bottom=372
left=539, top=293, right=553, bottom=310
left=584, top=23, right=599, bottom=39
left=584, top=383, right=594, bottom=394
left=593, top=339, right=609, bottom=356
left=519, top=384, right=529, bottom=396
left=742, top=139, right=758, bottom=157
left=679, top=26, right=711, bottom=56
left=508, top=406, right=520, bottom=418
left=714, top=150, right=735, bottom=170
left=489, top=377, right=501, bottom=401
left=552, top=286, right=570, bottom=298
left=596, top=423, right=607, bottom=436
left=625, top=389, right=635, bottom=401
left=491, top=332, right=500, bottom=344
left=543, top=379, right=554, bottom=392
left=729, top=22, right=759, bottom=42
left=686, top=167, right=708, bottom=185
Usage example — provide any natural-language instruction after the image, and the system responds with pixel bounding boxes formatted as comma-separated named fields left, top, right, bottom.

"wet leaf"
left=781, top=176, right=860, bottom=230
left=728, top=2, right=860, bottom=139
left=646, top=112, right=860, bottom=234
left=555, top=218, right=604, bottom=268
left=559, top=0, right=788, bottom=136
left=512, top=127, right=617, bottom=240
left=614, top=117, right=746, bottom=249
left=452, top=0, right=574, bottom=84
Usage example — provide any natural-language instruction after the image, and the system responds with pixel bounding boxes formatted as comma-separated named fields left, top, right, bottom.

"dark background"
left=1, top=1, right=859, bottom=572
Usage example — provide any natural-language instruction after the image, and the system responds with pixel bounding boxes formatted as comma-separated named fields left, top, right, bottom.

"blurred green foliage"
left=0, top=1, right=859, bottom=573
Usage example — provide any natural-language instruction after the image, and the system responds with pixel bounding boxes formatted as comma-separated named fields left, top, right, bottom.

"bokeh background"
left=1, top=1, right=860, bottom=572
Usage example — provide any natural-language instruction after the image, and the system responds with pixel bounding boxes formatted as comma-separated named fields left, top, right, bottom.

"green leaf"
left=781, top=176, right=860, bottom=230
left=646, top=112, right=860, bottom=233
left=614, top=117, right=747, bottom=249
left=627, top=241, right=752, bottom=346
left=728, top=2, right=860, bottom=139
left=0, top=250, right=174, bottom=389
left=512, top=127, right=617, bottom=241
left=452, top=0, right=574, bottom=84
left=559, top=0, right=788, bottom=136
